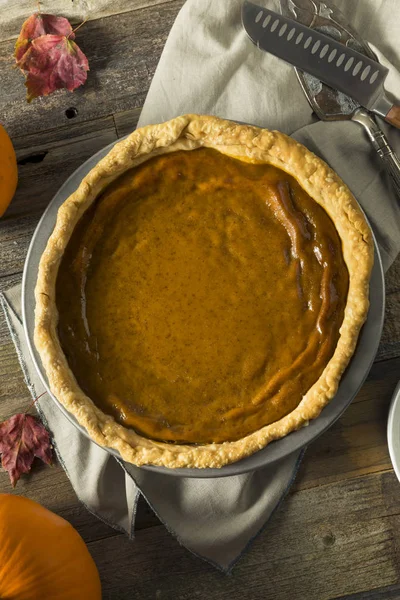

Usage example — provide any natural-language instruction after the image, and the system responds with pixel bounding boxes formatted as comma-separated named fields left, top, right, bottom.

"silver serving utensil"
left=280, top=0, right=376, bottom=122
left=280, top=0, right=400, bottom=199
left=242, top=1, right=400, bottom=124
left=242, top=0, right=400, bottom=197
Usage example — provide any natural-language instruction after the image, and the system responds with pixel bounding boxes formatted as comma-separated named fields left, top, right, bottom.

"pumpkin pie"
left=34, top=115, right=373, bottom=468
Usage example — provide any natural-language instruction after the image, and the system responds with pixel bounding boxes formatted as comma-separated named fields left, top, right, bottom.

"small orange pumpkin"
left=0, top=494, right=102, bottom=600
left=0, top=124, right=18, bottom=217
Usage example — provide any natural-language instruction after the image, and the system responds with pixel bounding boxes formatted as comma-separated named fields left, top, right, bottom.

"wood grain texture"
left=114, top=106, right=143, bottom=137
left=335, top=586, right=400, bottom=600
left=386, top=253, right=400, bottom=295
left=86, top=471, right=400, bottom=600
left=0, top=117, right=118, bottom=278
left=0, top=109, right=140, bottom=279
left=1, top=283, right=399, bottom=600
left=294, top=357, right=399, bottom=491
left=377, top=291, right=400, bottom=361
left=1, top=0, right=184, bottom=139
left=386, top=106, right=400, bottom=130
left=0, top=0, right=178, bottom=42
left=0, top=1, right=400, bottom=597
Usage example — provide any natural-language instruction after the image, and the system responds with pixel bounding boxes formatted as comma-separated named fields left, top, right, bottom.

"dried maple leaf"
left=14, top=13, right=74, bottom=63
left=14, top=12, right=89, bottom=102
left=18, top=34, right=89, bottom=102
left=0, top=413, right=52, bottom=487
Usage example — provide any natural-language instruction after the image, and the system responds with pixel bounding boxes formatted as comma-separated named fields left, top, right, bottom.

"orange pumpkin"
left=0, top=494, right=102, bottom=600
left=0, top=124, right=18, bottom=217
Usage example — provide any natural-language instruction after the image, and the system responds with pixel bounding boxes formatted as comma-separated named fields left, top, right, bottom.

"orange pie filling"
left=56, top=148, right=349, bottom=444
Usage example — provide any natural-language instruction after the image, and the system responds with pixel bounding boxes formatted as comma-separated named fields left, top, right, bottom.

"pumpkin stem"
left=25, top=391, right=47, bottom=414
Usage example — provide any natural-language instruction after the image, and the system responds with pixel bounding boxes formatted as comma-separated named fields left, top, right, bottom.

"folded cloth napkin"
left=2, top=0, right=400, bottom=573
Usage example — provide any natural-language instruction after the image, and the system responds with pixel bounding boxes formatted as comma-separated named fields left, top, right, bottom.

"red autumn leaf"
left=0, top=413, right=52, bottom=487
left=14, top=12, right=89, bottom=102
left=14, top=13, right=74, bottom=62
left=17, top=34, right=89, bottom=102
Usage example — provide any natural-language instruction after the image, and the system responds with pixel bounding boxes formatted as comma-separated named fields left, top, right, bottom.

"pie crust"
left=34, top=114, right=374, bottom=469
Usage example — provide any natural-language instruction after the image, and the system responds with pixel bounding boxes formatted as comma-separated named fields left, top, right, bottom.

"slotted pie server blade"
left=280, top=0, right=376, bottom=121
left=242, top=0, right=397, bottom=120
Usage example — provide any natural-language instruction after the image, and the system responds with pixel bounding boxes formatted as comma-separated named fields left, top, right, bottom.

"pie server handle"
left=352, top=108, right=400, bottom=200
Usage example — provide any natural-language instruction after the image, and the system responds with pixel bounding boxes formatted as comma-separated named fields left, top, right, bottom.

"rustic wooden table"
left=1, top=2, right=400, bottom=599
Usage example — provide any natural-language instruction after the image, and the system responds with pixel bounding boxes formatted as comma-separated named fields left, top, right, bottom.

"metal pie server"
left=242, top=0, right=400, bottom=198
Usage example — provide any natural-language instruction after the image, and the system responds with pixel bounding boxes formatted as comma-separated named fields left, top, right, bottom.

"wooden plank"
left=1, top=109, right=139, bottom=222
left=0, top=213, right=46, bottom=279
left=0, top=117, right=118, bottom=277
left=294, top=357, right=399, bottom=491
left=114, top=107, right=142, bottom=138
left=335, top=585, right=400, bottom=599
left=377, top=291, right=400, bottom=361
left=0, top=0, right=178, bottom=42
left=11, top=114, right=118, bottom=219
left=335, top=473, right=400, bottom=599
left=380, top=255, right=400, bottom=359
left=1, top=1, right=184, bottom=139
left=386, top=254, right=400, bottom=295
left=86, top=471, right=400, bottom=600
left=0, top=457, right=159, bottom=541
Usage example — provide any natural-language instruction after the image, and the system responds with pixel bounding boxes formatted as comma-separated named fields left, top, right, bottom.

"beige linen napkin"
left=2, top=0, right=400, bottom=572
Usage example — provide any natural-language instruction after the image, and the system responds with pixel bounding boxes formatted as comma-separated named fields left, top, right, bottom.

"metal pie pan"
left=22, top=137, right=385, bottom=478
